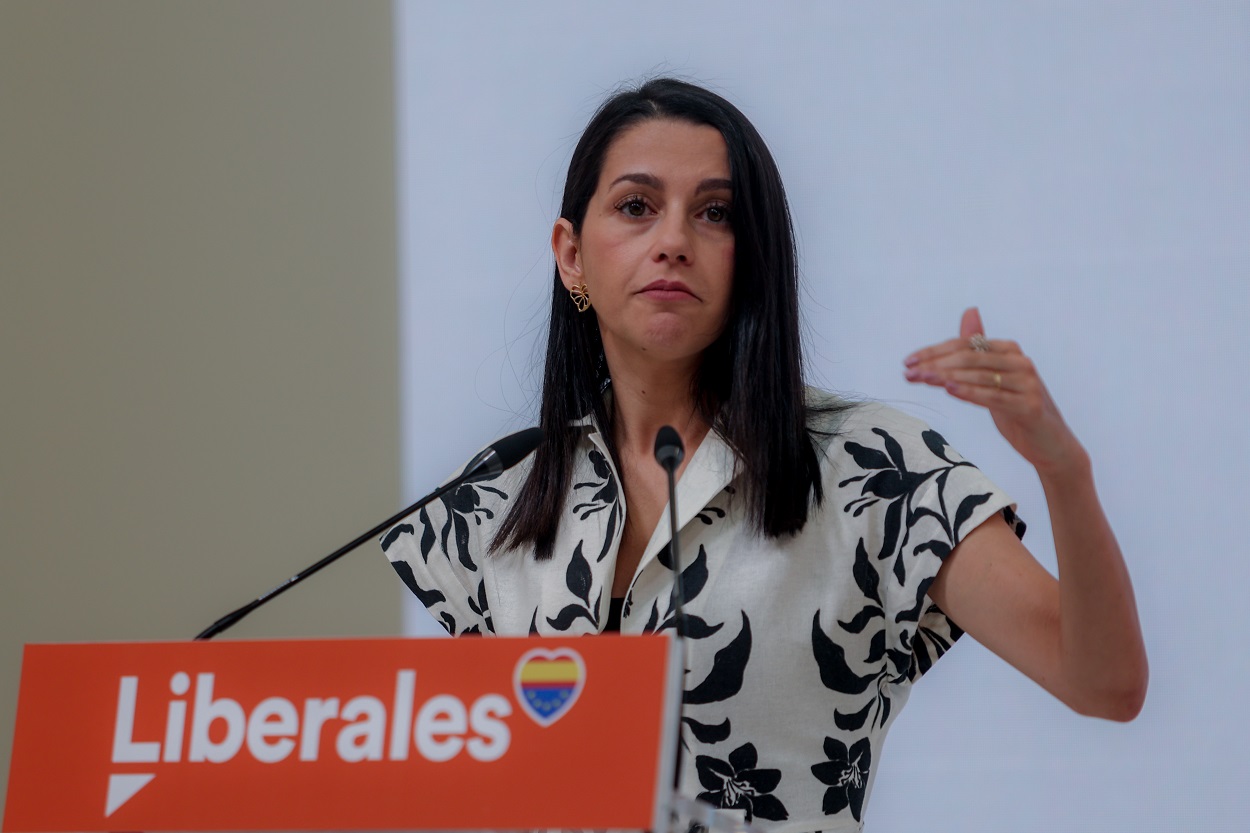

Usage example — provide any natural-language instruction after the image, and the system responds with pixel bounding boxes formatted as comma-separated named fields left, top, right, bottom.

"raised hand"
left=903, top=307, right=1087, bottom=476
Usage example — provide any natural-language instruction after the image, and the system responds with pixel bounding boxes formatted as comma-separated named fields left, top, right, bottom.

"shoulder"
left=382, top=429, right=545, bottom=573
left=435, top=423, right=606, bottom=554
left=804, top=389, right=962, bottom=474
left=809, top=393, right=1023, bottom=536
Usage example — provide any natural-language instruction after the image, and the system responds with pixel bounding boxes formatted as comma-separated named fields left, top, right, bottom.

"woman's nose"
left=652, top=213, right=691, bottom=263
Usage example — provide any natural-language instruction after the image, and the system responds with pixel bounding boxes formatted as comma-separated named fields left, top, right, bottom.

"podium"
left=3, top=636, right=683, bottom=832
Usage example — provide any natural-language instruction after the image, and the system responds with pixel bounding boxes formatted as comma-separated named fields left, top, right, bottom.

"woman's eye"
left=706, top=204, right=730, bottom=223
left=619, top=198, right=648, bottom=217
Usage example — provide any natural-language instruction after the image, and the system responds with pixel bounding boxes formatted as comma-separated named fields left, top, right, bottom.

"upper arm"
left=928, top=514, right=1068, bottom=703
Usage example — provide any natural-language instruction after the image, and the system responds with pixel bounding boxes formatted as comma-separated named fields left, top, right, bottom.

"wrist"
left=1034, top=441, right=1092, bottom=487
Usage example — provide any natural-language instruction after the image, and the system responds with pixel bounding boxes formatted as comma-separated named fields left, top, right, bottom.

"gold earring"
left=569, top=284, right=591, bottom=312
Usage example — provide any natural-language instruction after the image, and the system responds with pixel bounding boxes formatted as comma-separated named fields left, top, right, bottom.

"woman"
left=382, top=79, right=1147, bottom=830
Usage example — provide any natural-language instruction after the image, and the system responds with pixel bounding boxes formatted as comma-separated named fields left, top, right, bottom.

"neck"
left=606, top=354, right=710, bottom=456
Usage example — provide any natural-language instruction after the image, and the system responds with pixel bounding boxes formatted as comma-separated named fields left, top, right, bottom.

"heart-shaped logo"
left=513, top=648, right=586, bottom=727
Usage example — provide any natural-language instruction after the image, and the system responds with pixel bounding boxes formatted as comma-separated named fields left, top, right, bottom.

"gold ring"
left=993, top=372, right=1002, bottom=389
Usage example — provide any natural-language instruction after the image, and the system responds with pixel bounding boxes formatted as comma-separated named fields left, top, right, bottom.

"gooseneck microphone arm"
left=194, top=427, right=543, bottom=641
left=654, top=425, right=688, bottom=793
left=654, top=425, right=687, bottom=639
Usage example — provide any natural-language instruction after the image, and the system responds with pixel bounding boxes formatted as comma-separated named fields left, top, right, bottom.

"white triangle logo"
left=105, top=773, right=155, bottom=817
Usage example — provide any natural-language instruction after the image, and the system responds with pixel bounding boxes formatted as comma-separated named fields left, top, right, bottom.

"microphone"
left=462, top=426, right=544, bottom=482
left=654, top=425, right=684, bottom=472
left=194, top=426, right=544, bottom=640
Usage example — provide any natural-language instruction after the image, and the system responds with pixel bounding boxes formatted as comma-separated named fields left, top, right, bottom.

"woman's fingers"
left=904, top=336, right=1021, bottom=367
left=936, top=368, right=1015, bottom=391
left=904, top=307, right=1034, bottom=401
left=959, top=306, right=984, bottom=342
left=904, top=308, right=1084, bottom=474
left=904, top=350, right=1032, bottom=388
left=903, top=339, right=961, bottom=366
left=941, top=380, right=1016, bottom=407
left=919, top=350, right=1030, bottom=372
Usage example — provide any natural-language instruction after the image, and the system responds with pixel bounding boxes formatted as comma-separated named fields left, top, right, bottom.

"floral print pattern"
left=696, top=742, right=789, bottom=822
left=811, top=737, right=872, bottom=821
left=380, top=396, right=1023, bottom=831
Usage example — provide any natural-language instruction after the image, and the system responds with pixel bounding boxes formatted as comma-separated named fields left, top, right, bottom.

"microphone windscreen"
left=490, top=426, right=544, bottom=470
left=654, top=425, right=684, bottom=469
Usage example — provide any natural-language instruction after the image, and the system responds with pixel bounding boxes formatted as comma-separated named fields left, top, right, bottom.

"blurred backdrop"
left=4, top=2, right=1249, bottom=830
left=1, top=1, right=402, bottom=817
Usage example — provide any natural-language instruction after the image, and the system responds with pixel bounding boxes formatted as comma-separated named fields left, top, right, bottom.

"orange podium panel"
left=4, top=636, right=682, bottom=832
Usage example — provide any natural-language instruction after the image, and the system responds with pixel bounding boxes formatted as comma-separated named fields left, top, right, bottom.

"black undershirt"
left=604, top=597, right=625, bottom=632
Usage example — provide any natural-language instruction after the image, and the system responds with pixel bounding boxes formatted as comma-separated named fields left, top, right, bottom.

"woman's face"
left=554, top=118, right=735, bottom=371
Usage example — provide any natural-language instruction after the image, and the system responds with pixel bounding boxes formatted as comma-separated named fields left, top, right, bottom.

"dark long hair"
left=493, top=78, right=842, bottom=560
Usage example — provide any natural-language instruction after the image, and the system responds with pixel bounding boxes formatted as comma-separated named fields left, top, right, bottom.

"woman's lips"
left=638, top=279, right=697, bottom=300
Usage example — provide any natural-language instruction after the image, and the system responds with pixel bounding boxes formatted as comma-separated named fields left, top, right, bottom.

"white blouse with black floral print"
left=381, top=393, right=1023, bottom=833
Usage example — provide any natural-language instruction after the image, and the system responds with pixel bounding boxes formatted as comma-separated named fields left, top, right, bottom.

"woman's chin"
left=599, top=314, right=723, bottom=369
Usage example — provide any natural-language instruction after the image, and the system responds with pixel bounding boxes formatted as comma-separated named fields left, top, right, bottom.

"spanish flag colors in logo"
left=513, top=648, right=586, bottom=727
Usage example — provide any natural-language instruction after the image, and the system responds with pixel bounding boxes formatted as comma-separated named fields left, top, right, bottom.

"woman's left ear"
left=552, top=218, right=582, bottom=292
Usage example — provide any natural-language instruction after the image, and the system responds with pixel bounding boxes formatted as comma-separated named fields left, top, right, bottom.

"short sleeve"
left=833, top=405, right=1024, bottom=685
left=380, top=474, right=510, bottom=636
left=895, top=457, right=1024, bottom=684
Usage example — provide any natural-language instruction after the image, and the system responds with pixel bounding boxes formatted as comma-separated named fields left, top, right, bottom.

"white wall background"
left=395, top=3, right=1249, bottom=830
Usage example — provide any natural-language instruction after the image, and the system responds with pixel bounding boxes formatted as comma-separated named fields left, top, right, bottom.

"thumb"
left=959, top=306, right=984, bottom=340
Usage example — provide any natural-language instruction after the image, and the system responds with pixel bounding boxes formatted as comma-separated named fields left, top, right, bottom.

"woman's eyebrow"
left=608, top=172, right=662, bottom=190
left=607, top=172, right=733, bottom=194
left=695, top=177, right=733, bottom=195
